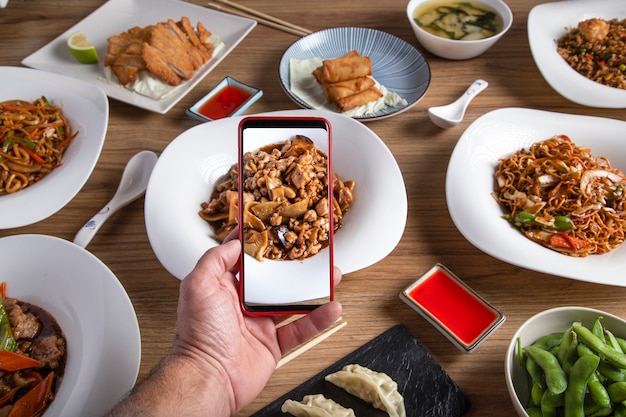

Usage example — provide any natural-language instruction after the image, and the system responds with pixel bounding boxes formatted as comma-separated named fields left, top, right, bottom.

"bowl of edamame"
left=505, top=306, right=626, bottom=417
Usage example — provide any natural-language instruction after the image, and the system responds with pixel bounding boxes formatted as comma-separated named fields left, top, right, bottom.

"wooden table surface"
left=2, top=0, right=626, bottom=415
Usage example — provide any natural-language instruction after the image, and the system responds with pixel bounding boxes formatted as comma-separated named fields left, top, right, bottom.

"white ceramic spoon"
left=73, top=150, right=158, bottom=248
left=428, top=79, right=488, bottom=128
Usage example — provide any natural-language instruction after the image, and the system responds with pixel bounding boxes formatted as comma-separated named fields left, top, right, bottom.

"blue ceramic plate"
left=279, top=27, right=431, bottom=121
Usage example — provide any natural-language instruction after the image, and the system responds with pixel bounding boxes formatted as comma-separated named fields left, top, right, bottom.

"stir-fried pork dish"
left=0, top=284, right=66, bottom=417
left=199, top=135, right=355, bottom=261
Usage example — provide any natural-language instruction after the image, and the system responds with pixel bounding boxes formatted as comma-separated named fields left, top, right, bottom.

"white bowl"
left=504, top=306, right=626, bottom=417
left=145, top=109, right=407, bottom=281
left=406, top=0, right=513, bottom=60
left=0, top=67, right=108, bottom=229
left=0, top=234, right=141, bottom=416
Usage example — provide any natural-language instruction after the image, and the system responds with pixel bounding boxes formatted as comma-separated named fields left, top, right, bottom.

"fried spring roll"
left=322, top=76, right=376, bottom=102
left=319, top=55, right=372, bottom=84
left=312, top=51, right=361, bottom=83
left=336, top=86, right=383, bottom=112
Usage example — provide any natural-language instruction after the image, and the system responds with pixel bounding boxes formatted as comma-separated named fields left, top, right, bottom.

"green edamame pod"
left=592, top=317, right=606, bottom=343
left=530, top=382, right=544, bottom=407
left=588, top=407, right=615, bottom=417
left=533, top=332, right=564, bottom=351
left=525, top=407, right=542, bottom=417
left=573, top=322, right=626, bottom=369
left=564, top=354, right=600, bottom=417
left=607, top=381, right=626, bottom=403
left=598, top=360, right=626, bottom=382
left=541, top=389, right=564, bottom=408
left=525, top=345, right=568, bottom=394
left=605, top=329, right=624, bottom=353
left=526, top=356, right=545, bottom=388
left=587, top=371, right=611, bottom=409
left=616, top=336, right=626, bottom=353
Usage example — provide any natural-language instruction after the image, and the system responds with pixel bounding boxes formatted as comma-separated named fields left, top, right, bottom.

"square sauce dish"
left=400, top=263, right=505, bottom=353
left=186, top=76, right=262, bottom=122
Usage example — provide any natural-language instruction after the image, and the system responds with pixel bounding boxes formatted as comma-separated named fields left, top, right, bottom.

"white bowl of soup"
left=407, top=0, right=513, bottom=60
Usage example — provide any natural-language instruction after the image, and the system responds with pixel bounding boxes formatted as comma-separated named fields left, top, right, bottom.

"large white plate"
left=0, top=66, right=108, bottom=229
left=21, top=0, right=256, bottom=114
left=145, top=109, right=407, bottom=280
left=446, top=107, right=626, bottom=287
left=528, top=0, right=626, bottom=108
left=279, top=27, right=431, bottom=121
left=0, top=234, right=140, bottom=416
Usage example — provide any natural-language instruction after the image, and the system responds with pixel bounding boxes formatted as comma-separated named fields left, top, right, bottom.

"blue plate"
left=279, top=27, right=431, bottom=121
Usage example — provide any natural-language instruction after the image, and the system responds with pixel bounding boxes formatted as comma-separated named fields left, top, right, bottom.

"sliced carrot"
left=55, top=130, right=78, bottom=150
left=7, top=372, right=54, bottom=417
left=0, top=282, right=6, bottom=300
left=19, top=146, right=45, bottom=165
left=549, top=233, right=591, bottom=252
left=0, top=350, right=43, bottom=372
left=0, top=104, right=58, bottom=113
left=0, top=387, right=19, bottom=408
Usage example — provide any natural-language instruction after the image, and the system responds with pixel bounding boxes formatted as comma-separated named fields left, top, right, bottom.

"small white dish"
left=21, top=0, right=256, bottom=114
left=186, top=76, right=262, bottom=122
left=446, top=107, right=626, bottom=287
left=400, top=263, right=505, bottom=353
left=0, top=66, right=108, bottom=229
left=0, top=234, right=140, bottom=416
left=528, top=0, right=626, bottom=108
left=145, top=109, right=407, bottom=281
left=407, top=0, right=513, bottom=60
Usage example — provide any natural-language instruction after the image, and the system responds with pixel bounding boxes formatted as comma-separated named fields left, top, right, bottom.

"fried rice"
left=557, top=17, right=626, bottom=90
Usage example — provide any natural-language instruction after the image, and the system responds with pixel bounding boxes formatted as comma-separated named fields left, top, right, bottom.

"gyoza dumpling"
left=325, top=364, right=406, bottom=417
left=281, top=394, right=356, bottom=417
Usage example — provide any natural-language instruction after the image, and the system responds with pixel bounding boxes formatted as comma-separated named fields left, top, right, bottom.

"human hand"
left=171, top=238, right=343, bottom=414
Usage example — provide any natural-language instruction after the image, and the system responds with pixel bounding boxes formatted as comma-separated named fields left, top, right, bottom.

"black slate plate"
left=251, top=324, right=471, bottom=417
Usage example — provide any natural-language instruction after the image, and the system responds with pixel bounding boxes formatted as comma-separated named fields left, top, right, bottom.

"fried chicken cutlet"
left=105, top=17, right=215, bottom=87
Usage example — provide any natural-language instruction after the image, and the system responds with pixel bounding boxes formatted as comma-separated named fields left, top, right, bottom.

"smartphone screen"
left=238, top=116, right=334, bottom=315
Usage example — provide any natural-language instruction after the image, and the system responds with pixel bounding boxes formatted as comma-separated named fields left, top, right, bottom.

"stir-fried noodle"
left=0, top=97, right=76, bottom=194
left=493, top=135, right=626, bottom=257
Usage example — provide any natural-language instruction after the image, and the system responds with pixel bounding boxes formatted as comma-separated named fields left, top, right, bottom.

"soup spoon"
left=73, top=150, right=158, bottom=248
left=428, top=79, right=488, bottom=128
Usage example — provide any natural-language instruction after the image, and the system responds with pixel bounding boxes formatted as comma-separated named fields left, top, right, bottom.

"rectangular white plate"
left=22, top=0, right=256, bottom=114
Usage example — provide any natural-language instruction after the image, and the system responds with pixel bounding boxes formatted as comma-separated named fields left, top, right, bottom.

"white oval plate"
left=0, top=234, right=140, bottom=416
left=528, top=0, right=626, bottom=108
left=279, top=27, right=431, bottom=121
left=21, top=0, right=256, bottom=114
left=145, top=109, right=407, bottom=281
left=0, top=67, right=108, bottom=229
left=446, top=107, right=626, bottom=286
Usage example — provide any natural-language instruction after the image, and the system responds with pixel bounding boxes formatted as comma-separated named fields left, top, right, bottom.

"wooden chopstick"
left=206, top=1, right=312, bottom=37
left=276, top=319, right=347, bottom=369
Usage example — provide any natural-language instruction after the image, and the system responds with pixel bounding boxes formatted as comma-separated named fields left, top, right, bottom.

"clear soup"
left=414, top=1, right=503, bottom=40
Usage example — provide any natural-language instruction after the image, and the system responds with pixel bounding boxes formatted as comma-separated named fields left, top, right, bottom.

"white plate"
left=0, top=66, right=108, bottom=229
left=279, top=27, right=431, bottom=121
left=528, top=0, right=626, bottom=108
left=0, top=234, right=140, bottom=417
left=446, top=107, right=626, bottom=287
left=145, top=109, right=407, bottom=280
left=21, top=0, right=256, bottom=114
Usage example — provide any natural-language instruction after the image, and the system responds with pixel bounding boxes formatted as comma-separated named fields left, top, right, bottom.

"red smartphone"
left=238, top=116, right=334, bottom=315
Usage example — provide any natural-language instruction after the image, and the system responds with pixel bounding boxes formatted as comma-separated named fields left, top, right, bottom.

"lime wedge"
left=67, top=32, right=99, bottom=64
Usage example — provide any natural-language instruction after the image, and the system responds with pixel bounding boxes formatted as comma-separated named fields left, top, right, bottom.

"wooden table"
left=2, top=1, right=626, bottom=415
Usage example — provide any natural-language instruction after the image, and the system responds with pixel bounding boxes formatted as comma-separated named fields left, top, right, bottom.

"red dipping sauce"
left=400, top=264, right=505, bottom=353
left=198, top=84, right=253, bottom=120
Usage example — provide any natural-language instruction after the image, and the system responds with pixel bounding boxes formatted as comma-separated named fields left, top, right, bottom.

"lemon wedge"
left=67, top=32, right=99, bottom=64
